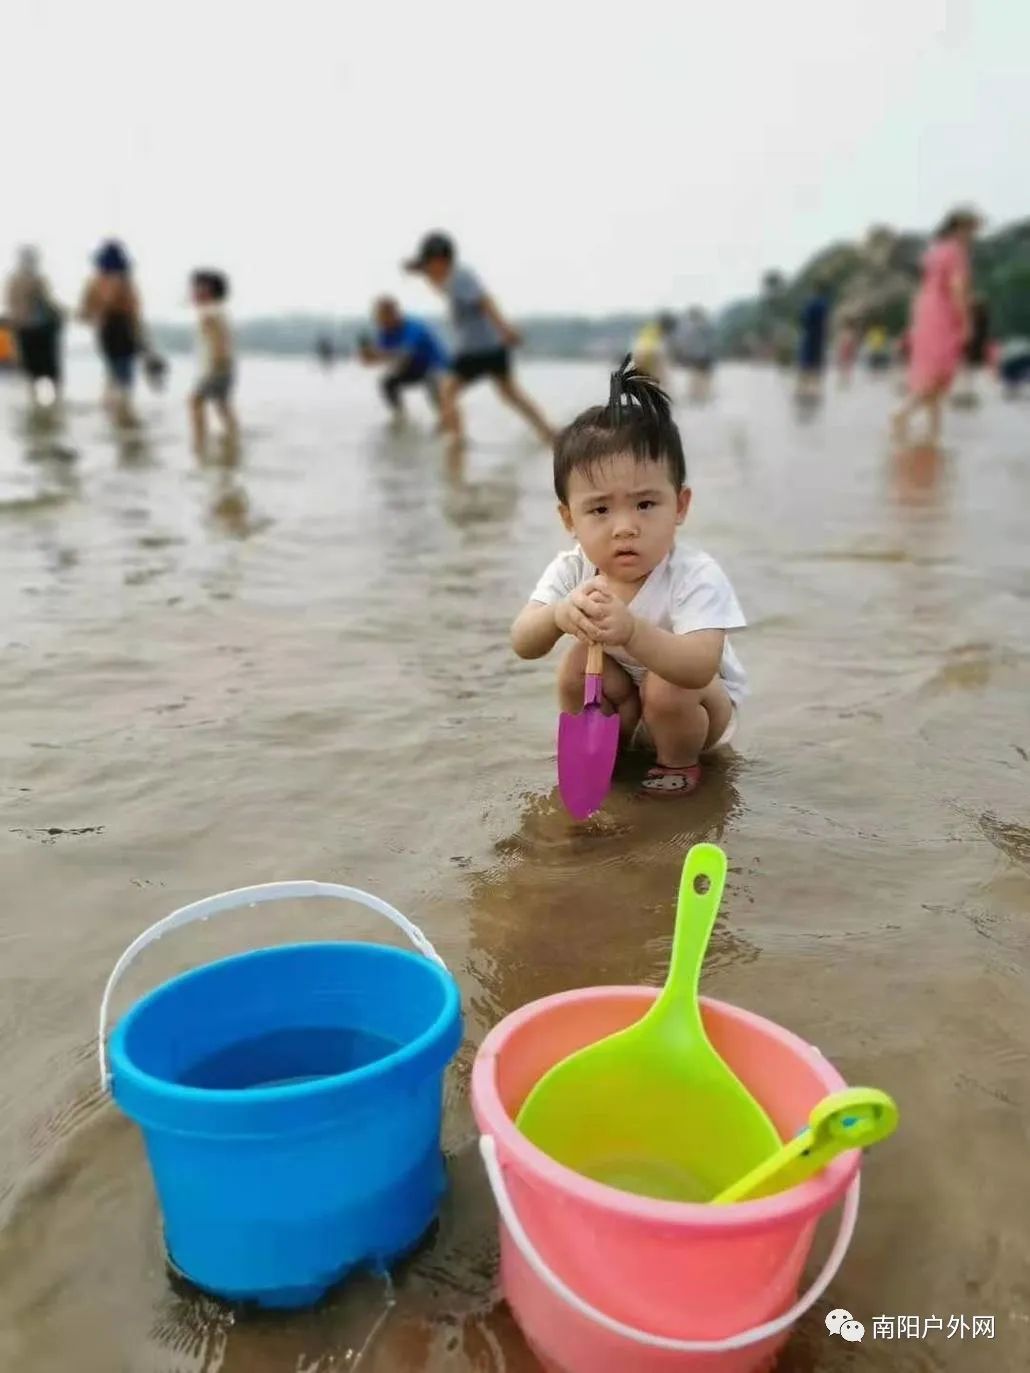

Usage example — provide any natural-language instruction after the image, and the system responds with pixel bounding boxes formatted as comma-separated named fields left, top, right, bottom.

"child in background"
left=404, top=231, right=555, bottom=448
left=189, top=270, right=237, bottom=450
left=672, top=306, right=717, bottom=403
left=511, top=360, right=747, bottom=796
left=358, top=296, right=456, bottom=431
left=631, top=313, right=675, bottom=389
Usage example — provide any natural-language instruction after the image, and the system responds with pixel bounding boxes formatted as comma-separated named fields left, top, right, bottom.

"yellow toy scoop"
left=712, top=1087, right=899, bottom=1204
left=516, top=843, right=781, bottom=1202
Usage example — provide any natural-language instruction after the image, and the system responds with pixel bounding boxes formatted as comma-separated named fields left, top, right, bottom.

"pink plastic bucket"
left=472, top=988, right=861, bottom=1373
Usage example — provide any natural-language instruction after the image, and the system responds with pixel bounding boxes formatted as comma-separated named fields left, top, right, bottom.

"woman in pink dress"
left=893, top=208, right=980, bottom=444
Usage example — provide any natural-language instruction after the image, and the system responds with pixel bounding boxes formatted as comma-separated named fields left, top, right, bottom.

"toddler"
left=511, top=360, right=747, bottom=795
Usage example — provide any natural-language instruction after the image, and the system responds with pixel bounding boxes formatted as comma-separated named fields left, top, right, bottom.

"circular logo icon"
left=825, top=1308, right=853, bottom=1335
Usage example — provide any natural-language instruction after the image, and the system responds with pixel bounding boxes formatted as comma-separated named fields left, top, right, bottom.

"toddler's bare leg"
left=640, top=675, right=733, bottom=768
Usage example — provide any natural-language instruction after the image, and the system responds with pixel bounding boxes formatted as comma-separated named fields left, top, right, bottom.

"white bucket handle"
left=99, top=880, right=447, bottom=1091
left=480, top=1134, right=860, bottom=1354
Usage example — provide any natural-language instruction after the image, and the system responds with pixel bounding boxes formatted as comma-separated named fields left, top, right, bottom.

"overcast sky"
left=5, top=1, right=1028, bottom=321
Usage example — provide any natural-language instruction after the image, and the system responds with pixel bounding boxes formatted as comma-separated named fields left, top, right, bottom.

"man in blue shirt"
left=359, top=296, right=452, bottom=422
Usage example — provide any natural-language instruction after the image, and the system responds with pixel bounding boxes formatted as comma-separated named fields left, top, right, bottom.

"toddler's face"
left=560, top=454, right=690, bottom=583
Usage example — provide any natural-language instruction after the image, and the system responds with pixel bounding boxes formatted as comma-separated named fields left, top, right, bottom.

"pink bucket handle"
left=98, top=880, right=446, bottom=1091
left=479, top=1135, right=861, bottom=1353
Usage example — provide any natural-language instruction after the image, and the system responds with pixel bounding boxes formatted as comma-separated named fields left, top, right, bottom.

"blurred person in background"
left=189, top=270, right=238, bottom=452
left=143, top=350, right=169, bottom=393
left=834, top=314, right=860, bottom=388
left=997, top=337, right=1030, bottom=398
left=404, top=232, right=555, bottom=449
left=953, top=294, right=991, bottom=405
left=80, top=240, right=145, bottom=425
left=893, top=329, right=912, bottom=394
left=0, top=317, right=15, bottom=368
left=864, top=323, right=892, bottom=371
left=5, top=246, right=64, bottom=406
left=892, top=207, right=981, bottom=445
left=631, top=312, right=675, bottom=387
left=671, top=306, right=717, bottom=403
left=769, top=317, right=796, bottom=368
left=358, top=296, right=455, bottom=430
left=796, top=278, right=831, bottom=399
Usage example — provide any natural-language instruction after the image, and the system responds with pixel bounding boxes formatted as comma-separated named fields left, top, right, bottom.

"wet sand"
left=1, top=355, right=1028, bottom=1371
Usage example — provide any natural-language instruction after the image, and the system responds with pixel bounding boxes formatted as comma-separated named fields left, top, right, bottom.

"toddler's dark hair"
left=191, top=269, right=229, bottom=301
left=553, top=356, right=686, bottom=503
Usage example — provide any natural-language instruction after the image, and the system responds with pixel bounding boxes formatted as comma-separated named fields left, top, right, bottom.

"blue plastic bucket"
left=99, top=881, right=462, bottom=1308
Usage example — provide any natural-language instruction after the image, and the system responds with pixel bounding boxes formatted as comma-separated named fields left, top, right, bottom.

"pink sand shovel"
left=557, top=643, right=620, bottom=820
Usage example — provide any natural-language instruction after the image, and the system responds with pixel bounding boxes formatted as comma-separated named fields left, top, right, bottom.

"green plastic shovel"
left=712, top=1087, right=899, bottom=1204
left=516, top=843, right=781, bottom=1201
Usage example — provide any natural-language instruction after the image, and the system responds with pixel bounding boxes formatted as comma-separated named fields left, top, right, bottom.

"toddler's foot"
left=640, top=763, right=702, bottom=796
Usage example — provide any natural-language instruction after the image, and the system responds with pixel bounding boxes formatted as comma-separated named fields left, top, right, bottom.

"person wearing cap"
left=358, top=296, right=455, bottom=429
left=404, top=232, right=555, bottom=447
left=892, top=206, right=982, bottom=444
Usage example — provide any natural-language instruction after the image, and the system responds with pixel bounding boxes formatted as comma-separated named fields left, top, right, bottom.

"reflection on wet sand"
left=195, top=427, right=242, bottom=471
left=467, top=755, right=749, bottom=1035
left=369, top=424, right=522, bottom=536
left=114, top=418, right=155, bottom=467
left=10, top=400, right=78, bottom=470
left=206, top=474, right=255, bottom=540
left=890, top=441, right=947, bottom=505
left=440, top=462, right=520, bottom=532
left=793, top=389, right=825, bottom=423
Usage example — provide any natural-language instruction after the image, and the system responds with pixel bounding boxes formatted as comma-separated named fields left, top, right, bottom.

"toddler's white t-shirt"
left=529, top=543, right=748, bottom=704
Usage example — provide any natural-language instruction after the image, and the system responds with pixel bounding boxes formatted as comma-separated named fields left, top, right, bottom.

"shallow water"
left=1, top=355, right=1028, bottom=1371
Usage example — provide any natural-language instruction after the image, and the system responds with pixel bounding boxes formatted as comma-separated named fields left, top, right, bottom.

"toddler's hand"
left=555, top=592, right=601, bottom=644
left=578, top=577, right=636, bottom=647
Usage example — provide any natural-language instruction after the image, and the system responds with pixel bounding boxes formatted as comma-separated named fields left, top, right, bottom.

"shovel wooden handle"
left=585, top=642, right=604, bottom=676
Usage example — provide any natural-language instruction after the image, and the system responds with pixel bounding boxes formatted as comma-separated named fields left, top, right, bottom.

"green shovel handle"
left=643, top=843, right=728, bottom=1041
left=712, top=1087, right=899, bottom=1204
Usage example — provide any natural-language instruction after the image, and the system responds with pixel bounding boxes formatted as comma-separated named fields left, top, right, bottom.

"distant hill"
left=719, top=218, right=1030, bottom=358
left=149, top=218, right=1030, bottom=361
left=148, top=312, right=650, bottom=363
